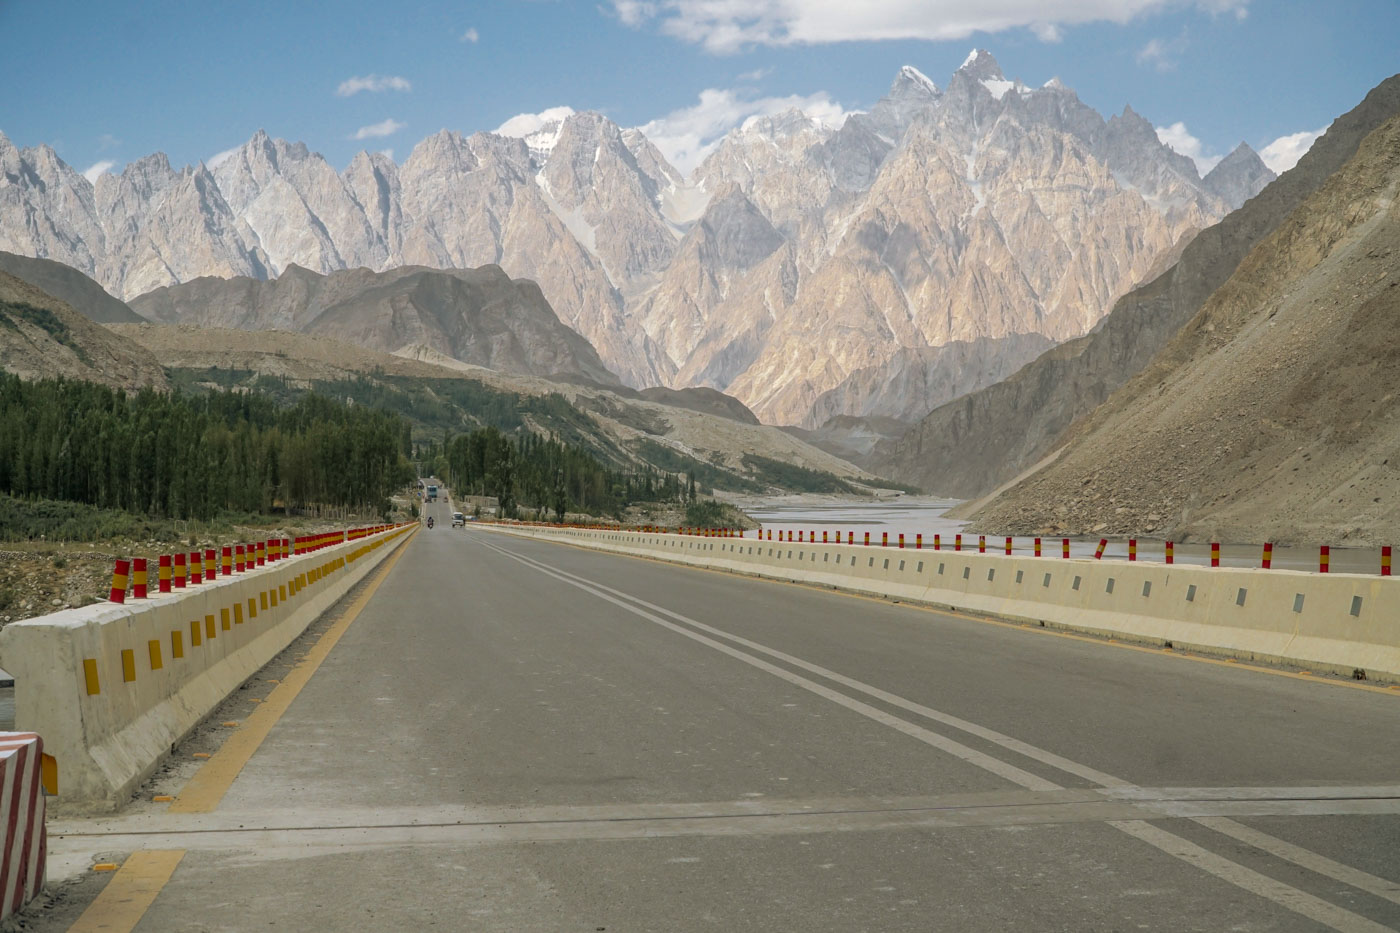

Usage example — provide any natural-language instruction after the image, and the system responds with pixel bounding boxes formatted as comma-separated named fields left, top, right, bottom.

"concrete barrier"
left=0, top=733, right=45, bottom=921
left=485, top=525, right=1400, bottom=684
left=0, top=524, right=414, bottom=812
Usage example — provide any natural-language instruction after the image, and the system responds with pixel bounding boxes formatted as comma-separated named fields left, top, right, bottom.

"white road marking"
left=483, top=534, right=1400, bottom=933
left=1193, top=816, right=1400, bottom=907
left=1111, top=820, right=1397, bottom=933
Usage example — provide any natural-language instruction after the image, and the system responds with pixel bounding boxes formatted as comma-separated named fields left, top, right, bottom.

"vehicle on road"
left=427, top=484, right=438, bottom=502
left=452, top=512, right=465, bottom=527
left=426, top=516, right=434, bottom=529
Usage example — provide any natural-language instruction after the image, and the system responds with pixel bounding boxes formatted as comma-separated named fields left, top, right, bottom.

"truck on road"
left=427, top=484, right=438, bottom=502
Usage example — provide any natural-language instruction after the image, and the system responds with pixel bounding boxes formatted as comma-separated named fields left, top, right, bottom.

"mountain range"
left=0, top=51, right=1273, bottom=429
left=964, top=108, right=1400, bottom=544
left=877, top=73, right=1400, bottom=503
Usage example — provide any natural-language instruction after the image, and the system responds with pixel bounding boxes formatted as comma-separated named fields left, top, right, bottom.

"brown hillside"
left=0, top=270, right=166, bottom=390
left=112, top=324, right=872, bottom=482
left=967, top=116, right=1400, bottom=545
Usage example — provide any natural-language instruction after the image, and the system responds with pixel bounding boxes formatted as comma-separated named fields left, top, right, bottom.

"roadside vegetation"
left=426, top=426, right=693, bottom=522
left=0, top=373, right=414, bottom=521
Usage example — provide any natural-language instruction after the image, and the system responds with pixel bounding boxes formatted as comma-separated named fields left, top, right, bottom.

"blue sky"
left=2, top=1, right=1395, bottom=181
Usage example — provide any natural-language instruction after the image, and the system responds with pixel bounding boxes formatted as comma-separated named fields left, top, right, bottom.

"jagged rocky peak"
left=890, top=65, right=941, bottom=100
left=620, top=127, right=684, bottom=190
left=957, top=48, right=1005, bottom=82
left=99, top=151, right=177, bottom=197
left=1203, top=142, right=1276, bottom=208
left=743, top=108, right=830, bottom=140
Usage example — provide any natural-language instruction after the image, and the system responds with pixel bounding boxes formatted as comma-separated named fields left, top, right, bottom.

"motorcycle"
left=426, top=516, right=434, bottom=529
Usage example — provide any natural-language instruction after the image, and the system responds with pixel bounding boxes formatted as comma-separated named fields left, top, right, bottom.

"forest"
left=435, top=426, right=691, bottom=520
left=0, top=374, right=415, bottom=520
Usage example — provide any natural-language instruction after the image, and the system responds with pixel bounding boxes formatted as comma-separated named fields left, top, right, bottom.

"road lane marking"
left=483, top=536, right=1400, bottom=933
left=1111, top=820, right=1396, bottom=933
left=66, top=849, right=185, bottom=933
left=501, top=546, right=1131, bottom=787
left=483, top=527, right=1400, bottom=696
left=478, top=542, right=1060, bottom=791
left=1193, top=816, right=1400, bottom=906
left=169, top=529, right=415, bottom=814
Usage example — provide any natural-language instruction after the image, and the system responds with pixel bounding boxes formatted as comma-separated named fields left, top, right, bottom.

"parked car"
left=452, top=512, right=465, bottom=528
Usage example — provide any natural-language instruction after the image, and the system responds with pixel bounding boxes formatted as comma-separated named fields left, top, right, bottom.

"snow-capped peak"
left=956, top=48, right=1004, bottom=82
left=494, top=105, right=576, bottom=157
left=897, top=65, right=939, bottom=96
left=1043, top=76, right=1065, bottom=90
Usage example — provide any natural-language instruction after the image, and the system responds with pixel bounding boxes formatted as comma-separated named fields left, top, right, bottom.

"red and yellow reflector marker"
left=108, top=558, right=130, bottom=603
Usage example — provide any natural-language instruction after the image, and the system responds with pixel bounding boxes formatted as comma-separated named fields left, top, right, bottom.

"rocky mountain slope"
left=0, top=251, right=145, bottom=323
left=0, top=270, right=165, bottom=389
left=112, top=323, right=873, bottom=488
left=128, top=263, right=620, bottom=387
left=877, top=74, right=1400, bottom=499
left=0, top=51, right=1270, bottom=427
left=965, top=114, right=1400, bottom=545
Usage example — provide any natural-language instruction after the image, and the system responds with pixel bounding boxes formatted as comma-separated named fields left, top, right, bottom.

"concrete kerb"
left=483, top=526, right=1400, bottom=684
left=0, top=524, right=414, bottom=813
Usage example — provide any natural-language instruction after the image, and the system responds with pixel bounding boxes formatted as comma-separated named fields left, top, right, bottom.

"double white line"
left=480, top=535, right=1400, bottom=933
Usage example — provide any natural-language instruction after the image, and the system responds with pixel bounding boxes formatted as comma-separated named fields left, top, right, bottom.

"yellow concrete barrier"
left=486, top=526, right=1400, bottom=684
left=0, top=524, right=414, bottom=812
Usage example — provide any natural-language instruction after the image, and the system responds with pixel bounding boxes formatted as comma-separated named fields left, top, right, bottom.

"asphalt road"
left=38, top=499, right=1400, bottom=931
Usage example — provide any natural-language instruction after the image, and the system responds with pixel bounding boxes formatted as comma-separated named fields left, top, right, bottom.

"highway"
left=41, top=498, right=1400, bottom=931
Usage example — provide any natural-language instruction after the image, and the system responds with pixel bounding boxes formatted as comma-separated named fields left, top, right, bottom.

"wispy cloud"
left=207, top=146, right=241, bottom=169
left=82, top=160, right=115, bottom=184
left=1260, top=127, right=1325, bottom=174
left=460, top=27, right=479, bottom=43
left=336, top=74, right=412, bottom=97
left=637, top=88, right=848, bottom=175
left=352, top=118, right=406, bottom=140
left=610, top=1, right=1248, bottom=53
left=1155, top=121, right=1221, bottom=175
left=736, top=66, right=772, bottom=82
left=1136, top=32, right=1188, bottom=71
left=97, top=133, right=120, bottom=151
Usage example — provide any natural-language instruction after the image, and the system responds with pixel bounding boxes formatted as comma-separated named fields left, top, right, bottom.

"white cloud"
left=1259, top=127, right=1325, bottom=174
left=460, top=27, right=479, bottom=42
left=82, top=160, right=115, bottom=184
left=1155, top=121, right=1221, bottom=175
left=1135, top=30, right=1189, bottom=71
left=97, top=133, right=120, bottom=151
left=336, top=74, right=412, bottom=97
left=378, top=149, right=395, bottom=162
left=1136, top=37, right=1170, bottom=70
left=613, top=1, right=656, bottom=26
left=352, top=118, right=406, bottom=140
left=637, top=88, right=848, bottom=175
left=207, top=146, right=240, bottom=169
left=737, top=66, right=773, bottom=81
left=495, top=106, right=578, bottom=138
left=610, top=1, right=1249, bottom=53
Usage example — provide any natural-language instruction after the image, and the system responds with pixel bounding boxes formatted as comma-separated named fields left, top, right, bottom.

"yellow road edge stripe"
left=66, top=849, right=185, bottom=933
left=492, top=530, right=1400, bottom=698
left=169, top=529, right=416, bottom=814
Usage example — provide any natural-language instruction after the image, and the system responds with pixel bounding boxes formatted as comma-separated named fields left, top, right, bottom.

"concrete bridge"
left=13, top=497, right=1400, bottom=931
